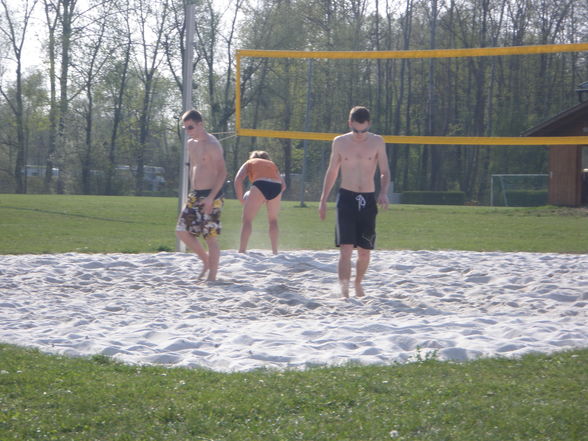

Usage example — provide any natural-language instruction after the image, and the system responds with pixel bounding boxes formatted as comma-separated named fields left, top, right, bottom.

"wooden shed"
left=522, top=99, right=588, bottom=206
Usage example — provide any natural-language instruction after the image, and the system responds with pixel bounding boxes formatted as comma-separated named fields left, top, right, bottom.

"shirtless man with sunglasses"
left=319, top=106, right=390, bottom=298
left=176, top=109, right=227, bottom=281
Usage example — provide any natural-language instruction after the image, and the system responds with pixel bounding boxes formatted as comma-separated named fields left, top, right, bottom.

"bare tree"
left=217, top=0, right=245, bottom=131
left=105, top=0, right=133, bottom=195
left=42, top=0, right=80, bottom=192
left=191, top=0, right=244, bottom=133
left=0, top=0, right=39, bottom=193
left=422, top=0, right=439, bottom=191
left=131, top=0, right=170, bottom=196
left=395, top=0, right=414, bottom=192
left=71, top=1, right=116, bottom=194
left=163, top=0, right=204, bottom=93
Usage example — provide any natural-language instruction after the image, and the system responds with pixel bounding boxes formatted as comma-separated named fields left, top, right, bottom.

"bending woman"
left=234, top=151, right=286, bottom=254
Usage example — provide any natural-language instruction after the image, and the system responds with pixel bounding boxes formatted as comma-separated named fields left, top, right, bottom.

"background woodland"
left=1, top=0, right=586, bottom=203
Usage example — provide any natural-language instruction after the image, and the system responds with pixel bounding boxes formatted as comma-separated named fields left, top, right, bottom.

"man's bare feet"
left=354, top=282, right=365, bottom=298
left=340, top=280, right=350, bottom=299
left=198, top=258, right=209, bottom=279
left=206, top=273, right=216, bottom=282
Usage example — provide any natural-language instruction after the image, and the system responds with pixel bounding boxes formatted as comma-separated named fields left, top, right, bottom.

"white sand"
left=1, top=250, right=586, bottom=372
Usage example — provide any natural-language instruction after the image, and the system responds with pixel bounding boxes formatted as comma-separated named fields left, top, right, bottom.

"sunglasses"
left=183, top=125, right=195, bottom=130
left=352, top=127, right=369, bottom=134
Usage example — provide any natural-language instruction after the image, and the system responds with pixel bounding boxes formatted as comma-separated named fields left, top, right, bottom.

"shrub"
left=505, top=190, right=548, bottom=207
left=401, top=191, right=466, bottom=205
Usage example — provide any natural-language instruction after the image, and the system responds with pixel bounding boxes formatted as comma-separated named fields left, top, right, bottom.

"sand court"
left=1, top=250, right=586, bottom=371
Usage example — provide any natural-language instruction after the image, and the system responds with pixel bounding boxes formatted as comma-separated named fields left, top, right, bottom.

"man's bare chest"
left=341, top=144, right=377, bottom=163
left=189, top=145, right=212, bottom=165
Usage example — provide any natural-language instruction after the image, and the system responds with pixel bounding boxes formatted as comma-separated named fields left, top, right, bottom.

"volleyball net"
left=235, top=42, right=588, bottom=146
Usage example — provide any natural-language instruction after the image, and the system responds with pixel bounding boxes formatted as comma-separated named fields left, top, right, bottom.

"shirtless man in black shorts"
left=319, top=106, right=390, bottom=298
left=176, top=109, right=227, bottom=281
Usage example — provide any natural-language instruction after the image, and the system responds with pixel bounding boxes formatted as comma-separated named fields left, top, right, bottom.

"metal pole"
left=235, top=52, right=241, bottom=133
left=299, top=59, right=313, bottom=207
left=176, top=2, right=196, bottom=252
left=499, top=175, right=508, bottom=207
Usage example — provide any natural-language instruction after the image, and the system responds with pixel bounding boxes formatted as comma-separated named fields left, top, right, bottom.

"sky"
left=15, top=0, right=237, bottom=71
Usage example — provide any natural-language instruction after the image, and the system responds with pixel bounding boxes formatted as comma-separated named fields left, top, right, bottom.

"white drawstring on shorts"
left=355, top=194, right=366, bottom=211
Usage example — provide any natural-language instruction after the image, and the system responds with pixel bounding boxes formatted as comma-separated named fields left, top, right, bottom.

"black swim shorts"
left=335, top=188, right=377, bottom=249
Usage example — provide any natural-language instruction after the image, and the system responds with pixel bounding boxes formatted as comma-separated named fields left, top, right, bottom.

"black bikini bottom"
left=252, top=180, right=282, bottom=200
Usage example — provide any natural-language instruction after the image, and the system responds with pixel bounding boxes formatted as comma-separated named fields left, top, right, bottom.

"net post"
left=177, top=2, right=196, bottom=252
left=299, top=59, right=313, bottom=207
left=490, top=175, right=494, bottom=207
left=235, top=51, right=241, bottom=133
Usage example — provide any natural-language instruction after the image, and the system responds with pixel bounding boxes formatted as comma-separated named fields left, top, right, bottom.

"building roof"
left=522, top=99, right=588, bottom=137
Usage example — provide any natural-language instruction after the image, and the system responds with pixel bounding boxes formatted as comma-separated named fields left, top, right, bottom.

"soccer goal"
left=490, top=174, right=549, bottom=207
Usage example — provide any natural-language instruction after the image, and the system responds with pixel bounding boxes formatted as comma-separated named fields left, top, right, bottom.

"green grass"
left=1, top=344, right=586, bottom=441
left=1, top=194, right=587, bottom=254
left=1, top=194, right=587, bottom=440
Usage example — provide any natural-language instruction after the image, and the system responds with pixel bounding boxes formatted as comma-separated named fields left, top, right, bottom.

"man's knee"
left=340, top=245, right=354, bottom=258
left=176, top=230, right=189, bottom=241
left=357, top=247, right=371, bottom=258
left=205, top=234, right=219, bottom=247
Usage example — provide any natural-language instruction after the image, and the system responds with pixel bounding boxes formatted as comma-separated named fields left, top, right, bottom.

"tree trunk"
left=135, top=78, right=152, bottom=196
left=81, top=92, right=93, bottom=195
left=43, top=0, right=59, bottom=193
left=44, top=0, right=76, bottom=193
left=106, top=38, right=131, bottom=195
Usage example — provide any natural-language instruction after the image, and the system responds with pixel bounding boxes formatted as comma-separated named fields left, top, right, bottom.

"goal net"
left=490, top=174, right=549, bottom=207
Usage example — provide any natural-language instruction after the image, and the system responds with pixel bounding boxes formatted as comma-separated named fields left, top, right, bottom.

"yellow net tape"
left=238, top=42, right=588, bottom=60
left=237, top=129, right=587, bottom=146
left=236, top=43, right=588, bottom=146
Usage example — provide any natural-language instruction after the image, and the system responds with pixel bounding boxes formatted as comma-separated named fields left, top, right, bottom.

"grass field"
left=1, top=194, right=587, bottom=254
left=1, top=345, right=586, bottom=441
left=0, top=193, right=587, bottom=440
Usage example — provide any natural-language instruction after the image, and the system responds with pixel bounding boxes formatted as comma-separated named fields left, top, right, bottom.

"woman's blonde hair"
left=249, top=150, right=270, bottom=160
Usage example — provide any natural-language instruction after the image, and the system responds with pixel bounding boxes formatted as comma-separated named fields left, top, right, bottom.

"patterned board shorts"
left=176, top=190, right=223, bottom=238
